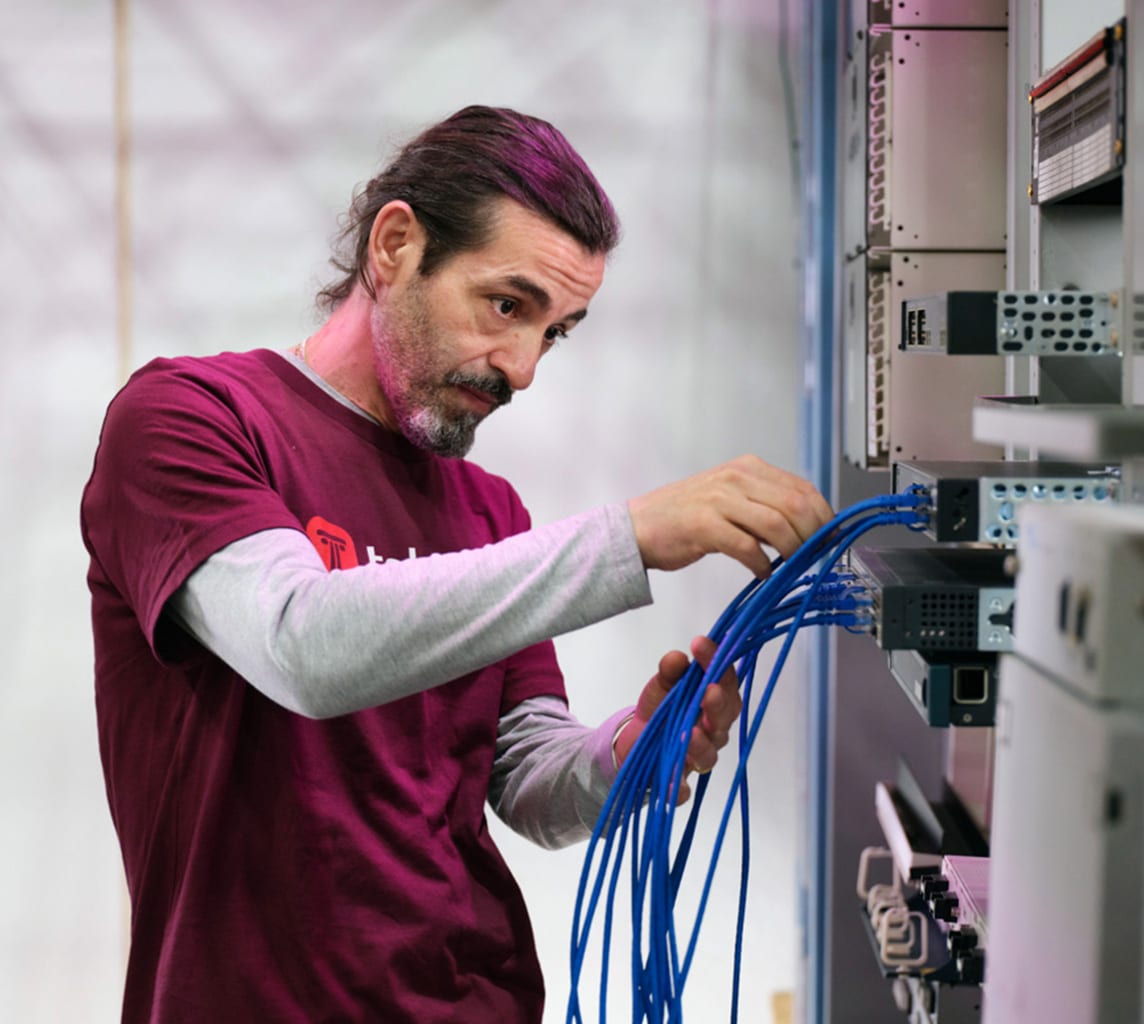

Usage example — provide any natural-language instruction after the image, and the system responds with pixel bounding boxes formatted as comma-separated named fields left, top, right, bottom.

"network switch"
left=893, top=459, right=1119, bottom=543
left=849, top=545, right=1014, bottom=653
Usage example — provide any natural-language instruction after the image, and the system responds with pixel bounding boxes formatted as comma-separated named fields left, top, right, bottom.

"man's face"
left=369, top=199, right=606, bottom=457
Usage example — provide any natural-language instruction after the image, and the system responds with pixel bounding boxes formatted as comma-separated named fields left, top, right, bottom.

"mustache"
left=444, top=370, right=513, bottom=408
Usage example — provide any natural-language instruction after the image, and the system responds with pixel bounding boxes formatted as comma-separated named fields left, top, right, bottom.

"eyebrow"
left=504, top=275, right=589, bottom=324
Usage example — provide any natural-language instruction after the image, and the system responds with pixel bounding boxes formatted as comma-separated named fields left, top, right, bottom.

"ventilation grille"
left=997, top=291, right=1115, bottom=354
left=914, top=593, right=977, bottom=649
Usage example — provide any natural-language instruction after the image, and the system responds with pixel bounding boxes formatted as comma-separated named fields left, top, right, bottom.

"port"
left=950, top=485, right=972, bottom=535
left=904, top=306, right=929, bottom=348
left=1073, top=587, right=1091, bottom=643
left=952, top=666, right=989, bottom=705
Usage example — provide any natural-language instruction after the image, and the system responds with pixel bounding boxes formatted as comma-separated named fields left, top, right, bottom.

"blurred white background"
left=0, top=1, right=808, bottom=1020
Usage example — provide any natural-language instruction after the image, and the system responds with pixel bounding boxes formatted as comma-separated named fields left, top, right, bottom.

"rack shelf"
left=971, top=396, right=1144, bottom=459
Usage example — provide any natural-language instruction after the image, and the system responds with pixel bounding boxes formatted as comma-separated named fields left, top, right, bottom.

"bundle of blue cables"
left=567, top=490, right=930, bottom=1024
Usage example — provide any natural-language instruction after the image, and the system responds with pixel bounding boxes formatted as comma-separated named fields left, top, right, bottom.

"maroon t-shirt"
left=81, top=349, right=567, bottom=1022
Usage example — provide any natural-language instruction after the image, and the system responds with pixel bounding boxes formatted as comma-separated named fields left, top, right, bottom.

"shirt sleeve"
left=80, top=361, right=307, bottom=657
left=169, top=509, right=651, bottom=717
left=488, top=696, right=637, bottom=849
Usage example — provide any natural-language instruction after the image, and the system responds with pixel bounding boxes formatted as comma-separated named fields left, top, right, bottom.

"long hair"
left=317, top=106, right=621, bottom=311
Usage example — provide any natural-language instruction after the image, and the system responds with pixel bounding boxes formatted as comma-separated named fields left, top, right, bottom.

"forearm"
left=489, top=697, right=635, bottom=850
left=170, top=504, right=651, bottom=717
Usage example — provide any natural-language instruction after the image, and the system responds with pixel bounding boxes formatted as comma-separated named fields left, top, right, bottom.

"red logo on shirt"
left=305, top=516, right=360, bottom=571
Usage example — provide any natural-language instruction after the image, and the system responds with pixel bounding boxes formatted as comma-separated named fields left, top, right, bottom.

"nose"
left=488, top=332, right=543, bottom=392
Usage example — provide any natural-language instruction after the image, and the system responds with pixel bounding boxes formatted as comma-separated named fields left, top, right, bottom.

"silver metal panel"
left=973, top=400, right=1144, bottom=458
left=995, top=290, right=1116, bottom=355
left=984, top=654, right=1144, bottom=1024
left=875, top=0, right=1008, bottom=26
left=902, top=289, right=1117, bottom=356
left=878, top=30, right=1009, bottom=250
left=1012, top=502, right=1144, bottom=705
left=976, top=588, right=1014, bottom=651
left=974, top=465, right=1118, bottom=543
left=1038, top=205, right=1124, bottom=290
left=887, top=253, right=1008, bottom=461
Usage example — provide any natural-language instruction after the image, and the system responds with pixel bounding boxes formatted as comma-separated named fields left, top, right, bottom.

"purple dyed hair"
left=317, top=105, right=621, bottom=311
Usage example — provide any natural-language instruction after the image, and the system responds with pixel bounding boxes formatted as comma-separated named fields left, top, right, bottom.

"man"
left=81, top=105, right=830, bottom=1022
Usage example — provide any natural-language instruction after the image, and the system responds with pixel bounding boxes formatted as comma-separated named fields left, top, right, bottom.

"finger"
left=686, top=725, right=720, bottom=773
left=729, top=490, right=821, bottom=560
left=689, top=634, right=719, bottom=666
left=687, top=635, right=742, bottom=742
left=755, top=464, right=835, bottom=539
left=700, top=498, right=809, bottom=572
left=657, top=648, right=691, bottom=686
left=634, top=648, right=690, bottom=723
left=728, top=535, right=775, bottom=579
left=628, top=458, right=831, bottom=576
left=690, top=636, right=740, bottom=698
left=697, top=685, right=736, bottom=736
left=722, top=456, right=834, bottom=547
left=688, top=515, right=776, bottom=578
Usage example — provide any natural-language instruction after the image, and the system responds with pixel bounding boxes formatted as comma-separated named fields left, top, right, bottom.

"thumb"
left=635, top=648, right=691, bottom=724
left=613, top=648, right=693, bottom=769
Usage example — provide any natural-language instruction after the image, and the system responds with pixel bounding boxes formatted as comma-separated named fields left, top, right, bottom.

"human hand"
left=627, top=454, right=833, bottom=577
left=613, top=636, right=743, bottom=803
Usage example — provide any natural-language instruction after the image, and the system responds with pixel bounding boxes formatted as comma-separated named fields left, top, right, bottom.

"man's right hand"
left=626, top=454, right=833, bottom=577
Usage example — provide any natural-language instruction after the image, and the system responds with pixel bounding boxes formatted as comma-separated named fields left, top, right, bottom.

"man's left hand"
left=612, top=635, right=742, bottom=803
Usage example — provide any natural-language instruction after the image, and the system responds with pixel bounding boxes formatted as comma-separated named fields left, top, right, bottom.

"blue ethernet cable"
left=567, top=491, right=929, bottom=1024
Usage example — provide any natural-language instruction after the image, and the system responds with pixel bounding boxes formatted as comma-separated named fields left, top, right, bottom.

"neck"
left=302, top=287, right=395, bottom=428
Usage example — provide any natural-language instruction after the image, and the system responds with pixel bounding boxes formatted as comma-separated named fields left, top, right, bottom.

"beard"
left=370, top=279, right=511, bottom=459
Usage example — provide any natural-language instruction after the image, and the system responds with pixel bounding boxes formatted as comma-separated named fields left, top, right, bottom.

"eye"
left=492, top=297, right=518, bottom=318
left=544, top=324, right=568, bottom=344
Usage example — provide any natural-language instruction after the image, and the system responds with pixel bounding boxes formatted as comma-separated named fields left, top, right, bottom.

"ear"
left=367, top=201, right=424, bottom=287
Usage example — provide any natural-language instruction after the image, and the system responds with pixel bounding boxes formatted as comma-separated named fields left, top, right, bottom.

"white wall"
left=0, top=2, right=807, bottom=1020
